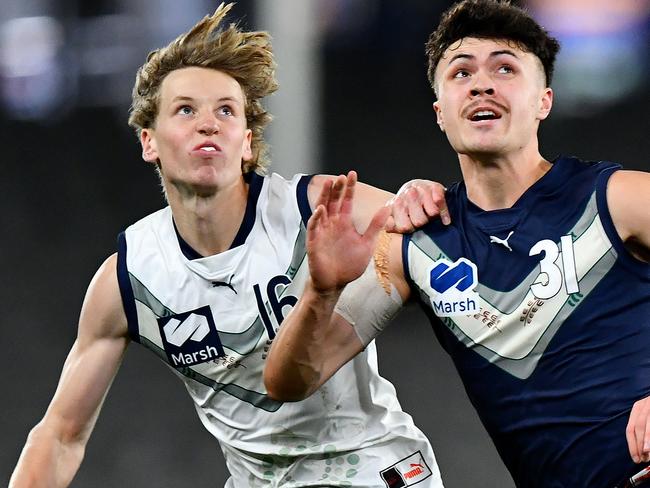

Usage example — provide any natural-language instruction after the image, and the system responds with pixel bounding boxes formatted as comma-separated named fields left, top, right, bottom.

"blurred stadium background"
left=2, top=0, right=649, bottom=486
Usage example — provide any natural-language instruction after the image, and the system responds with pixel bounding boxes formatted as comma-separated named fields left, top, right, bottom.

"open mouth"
left=193, top=142, right=222, bottom=154
left=469, top=110, right=501, bottom=122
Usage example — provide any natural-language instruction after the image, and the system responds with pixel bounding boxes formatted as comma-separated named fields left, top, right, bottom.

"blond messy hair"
left=128, top=2, right=278, bottom=174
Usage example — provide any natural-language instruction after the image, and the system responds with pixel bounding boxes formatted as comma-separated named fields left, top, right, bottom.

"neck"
left=458, top=149, right=551, bottom=211
left=166, top=176, right=249, bottom=256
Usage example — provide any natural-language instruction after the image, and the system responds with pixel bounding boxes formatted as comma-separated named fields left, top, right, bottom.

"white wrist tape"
left=334, top=257, right=403, bottom=347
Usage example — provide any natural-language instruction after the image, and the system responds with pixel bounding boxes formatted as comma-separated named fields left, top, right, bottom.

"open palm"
left=306, top=172, right=390, bottom=294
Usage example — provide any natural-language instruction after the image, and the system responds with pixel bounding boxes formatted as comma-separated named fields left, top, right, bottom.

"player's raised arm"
left=10, top=254, right=129, bottom=488
left=264, top=173, right=410, bottom=401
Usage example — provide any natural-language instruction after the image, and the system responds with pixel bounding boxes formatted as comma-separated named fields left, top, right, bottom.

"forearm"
left=264, top=282, right=343, bottom=401
left=10, top=422, right=86, bottom=488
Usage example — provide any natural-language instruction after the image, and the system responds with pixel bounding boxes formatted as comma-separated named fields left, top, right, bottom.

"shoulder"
left=79, top=253, right=129, bottom=340
left=124, top=207, right=171, bottom=235
left=606, top=169, right=650, bottom=245
left=606, top=169, right=650, bottom=194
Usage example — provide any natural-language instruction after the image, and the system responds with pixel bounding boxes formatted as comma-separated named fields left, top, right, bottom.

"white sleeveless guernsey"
left=117, top=172, right=442, bottom=488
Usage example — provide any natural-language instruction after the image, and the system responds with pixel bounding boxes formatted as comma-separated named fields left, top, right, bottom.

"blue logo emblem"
left=430, top=259, right=476, bottom=293
left=427, top=258, right=479, bottom=317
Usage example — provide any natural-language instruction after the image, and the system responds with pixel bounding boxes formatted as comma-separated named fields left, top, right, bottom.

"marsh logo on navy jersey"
left=428, top=257, right=479, bottom=317
left=157, top=305, right=225, bottom=367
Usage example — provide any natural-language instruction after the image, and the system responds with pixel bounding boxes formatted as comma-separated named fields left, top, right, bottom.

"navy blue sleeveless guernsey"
left=403, top=156, right=650, bottom=487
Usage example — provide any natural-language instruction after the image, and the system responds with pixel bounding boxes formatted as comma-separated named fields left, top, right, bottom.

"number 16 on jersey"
left=253, top=275, right=298, bottom=340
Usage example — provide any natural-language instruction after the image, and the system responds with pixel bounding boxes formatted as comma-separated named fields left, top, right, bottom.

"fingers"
left=627, top=398, right=650, bottom=463
left=386, top=194, right=407, bottom=233
left=306, top=204, right=326, bottom=250
left=428, top=183, right=451, bottom=226
left=387, top=187, right=431, bottom=233
left=364, top=206, right=391, bottom=245
left=316, top=178, right=334, bottom=210
left=316, top=172, right=357, bottom=221
left=387, top=181, right=451, bottom=233
left=405, top=187, right=431, bottom=228
left=409, top=182, right=437, bottom=216
left=307, top=204, right=326, bottom=234
left=327, top=175, right=345, bottom=216
left=339, top=171, right=357, bottom=217
left=308, top=171, right=357, bottom=244
left=384, top=215, right=397, bottom=233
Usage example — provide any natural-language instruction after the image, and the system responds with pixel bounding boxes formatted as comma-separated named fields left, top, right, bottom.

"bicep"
left=42, top=254, right=129, bottom=443
left=45, top=336, right=127, bottom=442
left=307, top=174, right=394, bottom=232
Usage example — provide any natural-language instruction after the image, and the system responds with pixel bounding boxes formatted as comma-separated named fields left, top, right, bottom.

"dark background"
left=2, top=1, right=649, bottom=486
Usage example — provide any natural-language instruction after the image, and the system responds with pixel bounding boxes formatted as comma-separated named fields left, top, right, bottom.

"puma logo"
left=489, top=230, right=514, bottom=251
left=212, top=274, right=237, bottom=294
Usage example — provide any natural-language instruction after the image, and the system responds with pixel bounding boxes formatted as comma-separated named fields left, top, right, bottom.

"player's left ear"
left=140, top=128, right=159, bottom=164
left=433, top=101, right=445, bottom=133
left=242, top=128, right=253, bottom=161
left=537, top=87, right=553, bottom=121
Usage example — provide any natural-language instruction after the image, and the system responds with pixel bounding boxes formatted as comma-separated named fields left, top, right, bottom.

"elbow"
left=33, top=416, right=89, bottom=459
left=263, top=368, right=313, bottom=403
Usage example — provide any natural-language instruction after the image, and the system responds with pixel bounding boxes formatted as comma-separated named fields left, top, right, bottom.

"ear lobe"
left=140, top=129, right=158, bottom=163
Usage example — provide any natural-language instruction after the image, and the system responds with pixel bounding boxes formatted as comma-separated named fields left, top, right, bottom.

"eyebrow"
left=447, top=49, right=520, bottom=66
left=170, top=95, right=243, bottom=105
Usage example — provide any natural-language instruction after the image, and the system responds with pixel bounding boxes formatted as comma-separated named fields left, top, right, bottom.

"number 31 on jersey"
left=529, top=235, right=579, bottom=300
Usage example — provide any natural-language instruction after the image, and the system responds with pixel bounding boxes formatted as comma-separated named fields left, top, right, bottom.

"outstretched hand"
left=307, top=171, right=390, bottom=295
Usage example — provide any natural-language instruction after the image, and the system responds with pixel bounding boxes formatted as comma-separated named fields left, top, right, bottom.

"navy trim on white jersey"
left=297, top=174, right=314, bottom=226
left=231, top=171, right=264, bottom=248
left=173, top=219, right=202, bottom=260
left=172, top=171, right=266, bottom=260
left=116, top=232, right=140, bottom=343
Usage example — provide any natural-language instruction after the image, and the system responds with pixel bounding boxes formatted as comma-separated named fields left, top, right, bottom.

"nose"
left=197, top=113, right=219, bottom=135
left=470, top=70, right=495, bottom=97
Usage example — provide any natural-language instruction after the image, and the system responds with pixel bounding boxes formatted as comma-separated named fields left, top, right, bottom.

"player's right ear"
left=140, top=128, right=159, bottom=163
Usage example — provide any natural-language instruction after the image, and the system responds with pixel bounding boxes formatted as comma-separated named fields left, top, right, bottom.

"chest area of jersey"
left=409, top=196, right=615, bottom=378
left=133, top=234, right=308, bottom=372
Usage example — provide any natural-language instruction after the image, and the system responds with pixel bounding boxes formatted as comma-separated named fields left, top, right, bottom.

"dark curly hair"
left=426, top=0, right=560, bottom=95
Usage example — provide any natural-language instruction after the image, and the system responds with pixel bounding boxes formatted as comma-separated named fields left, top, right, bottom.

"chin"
left=456, top=145, right=500, bottom=159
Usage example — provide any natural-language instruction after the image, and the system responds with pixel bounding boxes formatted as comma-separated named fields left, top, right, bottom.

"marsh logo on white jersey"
left=427, top=257, right=479, bottom=317
left=157, top=305, right=225, bottom=367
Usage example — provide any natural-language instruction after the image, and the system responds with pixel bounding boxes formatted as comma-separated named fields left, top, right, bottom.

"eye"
left=453, top=69, right=470, bottom=79
left=497, top=65, right=514, bottom=74
left=218, top=105, right=234, bottom=116
left=176, top=105, right=194, bottom=116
